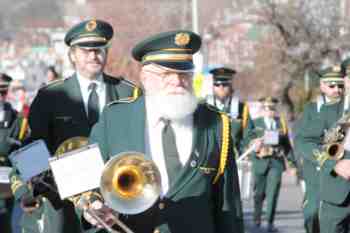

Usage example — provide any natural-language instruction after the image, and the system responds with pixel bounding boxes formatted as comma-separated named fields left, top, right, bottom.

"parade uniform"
left=0, top=73, right=28, bottom=233
left=295, top=65, right=350, bottom=233
left=9, top=19, right=139, bottom=233
left=87, top=97, right=244, bottom=233
left=206, top=67, right=255, bottom=156
left=77, top=30, right=244, bottom=233
left=294, top=100, right=323, bottom=233
left=251, top=97, right=293, bottom=232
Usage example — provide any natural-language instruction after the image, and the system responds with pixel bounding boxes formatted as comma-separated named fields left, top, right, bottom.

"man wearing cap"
left=9, top=19, right=138, bottom=233
left=299, top=61, right=350, bottom=233
left=294, top=66, right=345, bottom=233
left=0, top=73, right=27, bottom=233
left=80, top=30, right=244, bottom=233
left=206, top=67, right=254, bottom=156
left=251, top=97, right=293, bottom=232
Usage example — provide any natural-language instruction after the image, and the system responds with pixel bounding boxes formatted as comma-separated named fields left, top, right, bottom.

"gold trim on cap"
left=161, top=48, right=192, bottom=52
left=71, top=36, right=107, bottom=46
left=321, top=77, right=344, bottom=82
left=86, top=20, right=97, bottom=32
left=142, top=54, right=193, bottom=63
left=175, top=33, right=190, bottom=46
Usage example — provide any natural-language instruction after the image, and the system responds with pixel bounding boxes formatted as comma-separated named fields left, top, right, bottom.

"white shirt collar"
left=76, top=72, right=103, bottom=91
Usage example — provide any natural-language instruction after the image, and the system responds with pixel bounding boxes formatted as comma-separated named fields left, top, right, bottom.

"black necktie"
left=88, top=82, right=100, bottom=127
left=162, top=119, right=182, bottom=187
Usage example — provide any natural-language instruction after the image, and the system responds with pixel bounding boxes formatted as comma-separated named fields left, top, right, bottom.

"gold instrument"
left=100, top=151, right=161, bottom=215
left=77, top=151, right=161, bottom=233
left=55, top=136, right=88, bottom=157
left=321, top=113, right=350, bottom=160
left=257, top=146, right=274, bottom=158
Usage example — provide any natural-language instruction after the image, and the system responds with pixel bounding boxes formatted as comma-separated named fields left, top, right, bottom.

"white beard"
left=147, top=92, right=198, bottom=121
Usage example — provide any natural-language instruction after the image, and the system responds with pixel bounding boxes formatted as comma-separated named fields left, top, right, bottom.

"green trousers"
left=253, top=168, right=282, bottom=224
left=0, top=198, right=13, bottom=233
left=319, top=196, right=350, bottom=233
left=303, top=182, right=320, bottom=233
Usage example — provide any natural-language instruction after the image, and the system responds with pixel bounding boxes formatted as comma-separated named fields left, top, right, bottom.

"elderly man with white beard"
left=79, top=30, right=244, bottom=233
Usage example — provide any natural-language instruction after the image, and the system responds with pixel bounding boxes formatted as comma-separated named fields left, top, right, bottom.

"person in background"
left=0, top=73, right=28, bottom=233
left=252, top=97, right=294, bottom=232
left=206, top=67, right=255, bottom=157
left=294, top=66, right=345, bottom=233
left=9, top=19, right=139, bottom=233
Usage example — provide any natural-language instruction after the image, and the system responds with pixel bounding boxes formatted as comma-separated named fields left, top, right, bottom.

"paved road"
left=243, top=173, right=305, bottom=233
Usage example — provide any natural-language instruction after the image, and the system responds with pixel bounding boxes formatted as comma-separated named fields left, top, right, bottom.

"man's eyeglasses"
left=213, top=82, right=230, bottom=87
left=327, top=84, right=344, bottom=89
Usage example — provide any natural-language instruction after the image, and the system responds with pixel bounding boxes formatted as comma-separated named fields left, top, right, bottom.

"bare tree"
left=250, top=0, right=350, bottom=115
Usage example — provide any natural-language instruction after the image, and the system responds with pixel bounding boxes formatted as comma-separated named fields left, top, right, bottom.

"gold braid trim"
left=213, top=113, right=230, bottom=184
left=132, top=87, right=140, bottom=100
left=280, top=113, right=288, bottom=135
left=18, top=118, right=28, bottom=141
left=10, top=176, right=24, bottom=194
left=242, top=103, right=249, bottom=130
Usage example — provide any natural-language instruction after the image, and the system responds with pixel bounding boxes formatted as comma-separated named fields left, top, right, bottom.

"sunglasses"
left=327, top=84, right=344, bottom=89
left=214, top=83, right=230, bottom=87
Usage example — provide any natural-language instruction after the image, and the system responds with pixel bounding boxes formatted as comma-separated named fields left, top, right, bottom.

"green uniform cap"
left=341, top=58, right=350, bottom=76
left=0, top=73, right=12, bottom=91
left=132, top=30, right=201, bottom=71
left=210, top=67, right=236, bottom=84
left=317, top=66, right=343, bottom=84
left=64, top=19, right=113, bottom=48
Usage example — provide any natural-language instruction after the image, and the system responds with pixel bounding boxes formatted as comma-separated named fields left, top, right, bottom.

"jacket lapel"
left=65, top=75, right=89, bottom=124
left=103, top=74, right=119, bottom=103
left=129, top=97, right=147, bottom=156
left=165, top=109, right=203, bottom=198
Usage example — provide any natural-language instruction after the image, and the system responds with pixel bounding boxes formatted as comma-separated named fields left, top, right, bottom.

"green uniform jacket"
left=251, top=117, right=292, bottom=174
left=206, top=97, right=255, bottom=156
left=9, top=74, right=137, bottom=233
left=294, top=102, right=321, bottom=188
left=296, top=99, right=350, bottom=205
left=88, top=96, right=244, bottom=233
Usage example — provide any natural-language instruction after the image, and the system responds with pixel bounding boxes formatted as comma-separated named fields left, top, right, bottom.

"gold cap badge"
left=332, top=65, right=341, bottom=72
left=86, top=20, right=97, bottom=32
left=175, top=33, right=190, bottom=46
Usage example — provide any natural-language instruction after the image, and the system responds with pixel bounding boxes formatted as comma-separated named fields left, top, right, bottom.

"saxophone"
left=321, top=112, right=350, bottom=160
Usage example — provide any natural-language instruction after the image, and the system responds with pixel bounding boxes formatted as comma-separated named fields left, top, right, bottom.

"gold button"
left=158, top=202, right=165, bottom=210
left=154, top=229, right=160, bottom=233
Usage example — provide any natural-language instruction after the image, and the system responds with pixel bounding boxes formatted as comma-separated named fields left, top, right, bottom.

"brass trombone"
left=78, top=151, right=162, bottom=233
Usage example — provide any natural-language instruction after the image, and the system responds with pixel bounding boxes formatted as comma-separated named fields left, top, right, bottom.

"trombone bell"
left=101, top=152, right=161, bottom=215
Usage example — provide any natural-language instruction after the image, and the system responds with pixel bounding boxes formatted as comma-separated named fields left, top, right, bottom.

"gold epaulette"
left=40, top=77, right=69, bottom=90
left=106, top=97, right=137, bottom=107
left=132, top=87, right=141, bottom=100
left=242, top=103, right=249, bottom=129
left=213, top=113, right=230, bottom=184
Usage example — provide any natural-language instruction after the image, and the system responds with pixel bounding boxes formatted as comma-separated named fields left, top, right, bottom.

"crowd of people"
left=0, top=17, right=350, bottom=233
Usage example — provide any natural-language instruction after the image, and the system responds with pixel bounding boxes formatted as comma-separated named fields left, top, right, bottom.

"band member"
left=9, top=19, right=138, bottom=233
left=0, top=73, right=27, bottom=233
left=80, top=30, right=244, bottom=233
left=294, top=66, right=345, bottom=233
left=297, top=62, right=350, bottom=233
left=206, top=67, right=255, bottom=156
left=252, top=97, right=293, bottom=232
